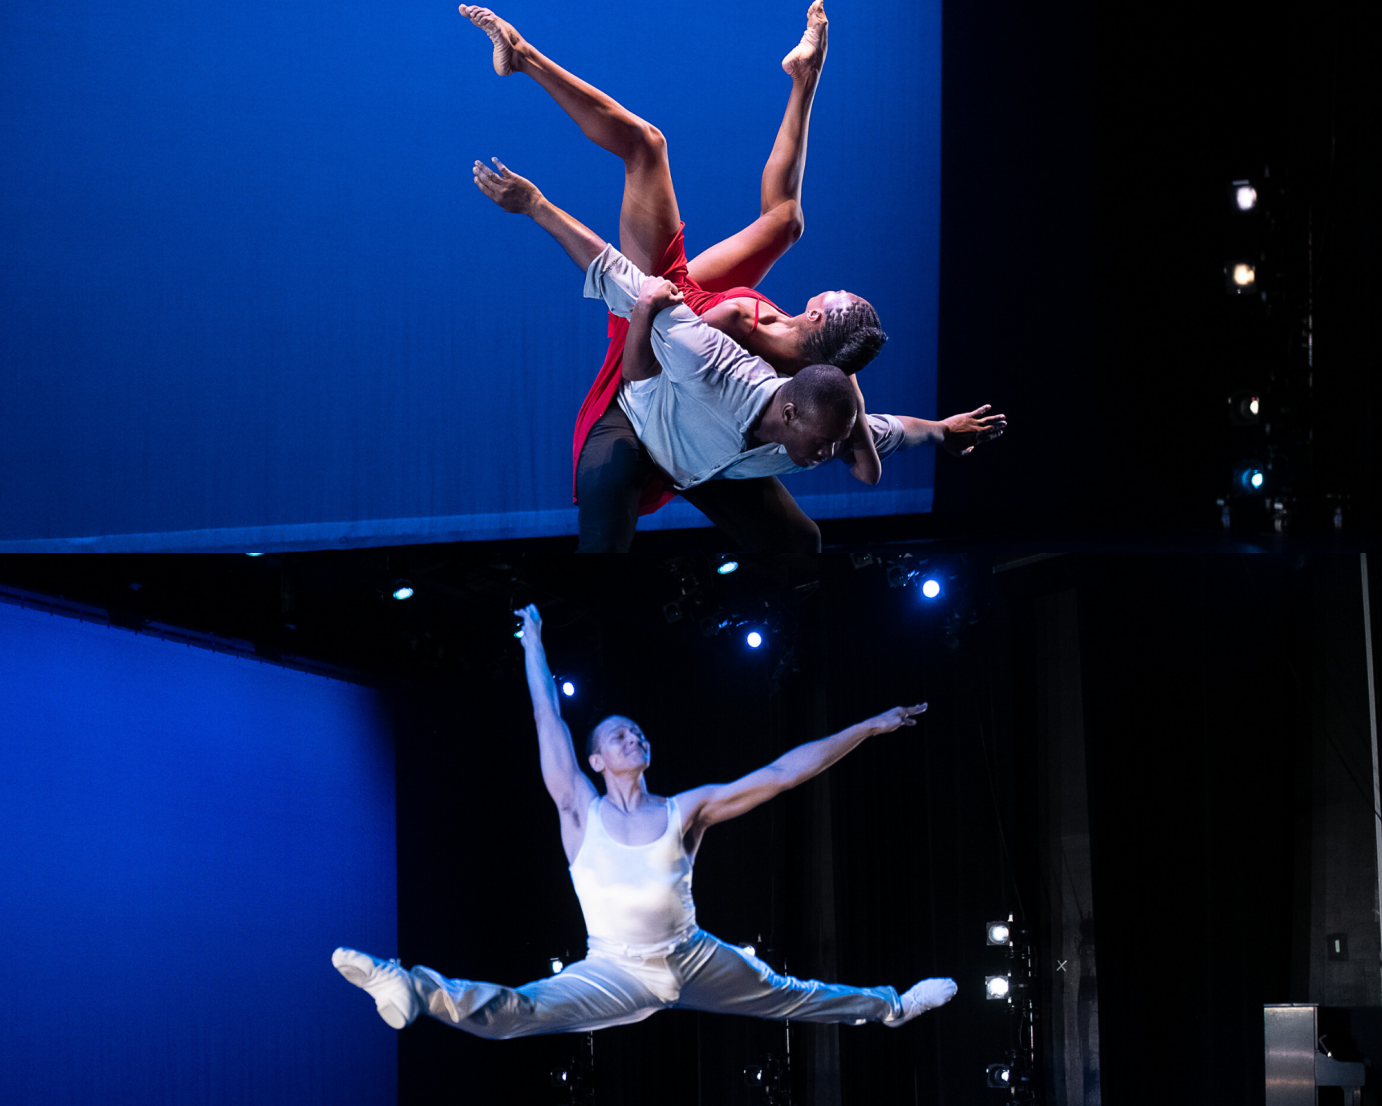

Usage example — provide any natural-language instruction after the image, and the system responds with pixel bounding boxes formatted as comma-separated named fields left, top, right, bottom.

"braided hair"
left=798, top=298, right=888, bottom=375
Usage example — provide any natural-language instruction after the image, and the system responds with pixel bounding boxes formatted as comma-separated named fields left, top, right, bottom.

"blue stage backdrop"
left=0, top=0, right=939, bottom=550
left=0, top=599, right=398, bottom=1106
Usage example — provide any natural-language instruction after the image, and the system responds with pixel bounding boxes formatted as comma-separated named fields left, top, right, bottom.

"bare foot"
left=782, top=0, right=828, bottom=79
left=458, top=5, right=528, bottom=76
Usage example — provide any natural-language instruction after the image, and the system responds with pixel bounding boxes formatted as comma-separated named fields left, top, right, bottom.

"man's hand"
left=636, top=278, right=684, bottom=316
left=866, top=703, right=928, bottom=733
left=939, top=405, right=1007, bottom=457
left=514, top=603, right=543, bottom=646
left=474, top=157, right=543, bottom=215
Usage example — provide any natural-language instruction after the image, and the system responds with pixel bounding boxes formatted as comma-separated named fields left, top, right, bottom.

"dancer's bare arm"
left=842, top=376, right=882, bottom=484
left=622, top=279, right=685, bottom=382
left=516, top=605, right=598, bottom=840
left=676, top=704, right=926, bottom=836
left=898, top=407, right=1008, bottom=458
left=474, top=158, right=606, bottom=271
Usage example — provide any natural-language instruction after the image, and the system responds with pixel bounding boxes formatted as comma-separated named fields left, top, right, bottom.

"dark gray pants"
left=576, top=404, right=821, bottom=558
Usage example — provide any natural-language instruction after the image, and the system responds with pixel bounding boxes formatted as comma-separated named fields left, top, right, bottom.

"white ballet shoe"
left=332, top=947, right=421, bottom=1029
left=885, top=977, right=957, bottom=1026
left=782, top=0, right=829, bottom=79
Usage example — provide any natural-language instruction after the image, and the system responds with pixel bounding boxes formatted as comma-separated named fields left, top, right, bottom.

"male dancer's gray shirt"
left=583, top=245, right=904, bottom=491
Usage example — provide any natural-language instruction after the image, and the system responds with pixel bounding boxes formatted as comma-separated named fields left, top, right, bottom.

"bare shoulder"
left=700, top=299, right=753, bottom=340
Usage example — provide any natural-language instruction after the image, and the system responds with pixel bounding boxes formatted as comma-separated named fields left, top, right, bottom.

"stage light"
left=985, top=975, right=1010, bottom=1000
left=986, top=1063, right=1012, bottom=1089
left=1233, top=181, right=1258, bottom=211
left=561, top=680, right=576, bottom=697
left=1228, top=390, right=1261, bottom=425
left=741, top=944, right=756, bottom=958
left=1234, top=464, right=1267, bottom=493
left=245, top=552, right=264, bottom=557
left=920, top=578, right=941, bottom=599
left=986, top=921, right=1012, bottom=946
left=715, top=555, right=740, bottom=575
left=1226, top=262, right=1258, bottom=294
left=743, top=1067, right=765, bottom=1088
left=392, top=581, right=414, bottom=601
left=746, top=630, right=763, bottom=649
left=550, top=957, right=564, bottom=974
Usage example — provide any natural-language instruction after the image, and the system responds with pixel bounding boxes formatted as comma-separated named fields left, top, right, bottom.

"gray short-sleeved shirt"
left=583, top=245, right=905, bottom=491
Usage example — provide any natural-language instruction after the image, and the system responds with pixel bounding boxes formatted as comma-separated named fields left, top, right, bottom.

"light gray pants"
left=409, top=929, right=900, bottom=1039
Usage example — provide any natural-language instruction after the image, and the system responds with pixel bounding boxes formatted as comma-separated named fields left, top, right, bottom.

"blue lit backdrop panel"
left=0, top=0, right=939, bottom=548
left=0, top=600, right=398, bottom=1105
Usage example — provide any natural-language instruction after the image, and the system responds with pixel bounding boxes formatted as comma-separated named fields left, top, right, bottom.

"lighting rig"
left=1217, top=168, right=1347, bottom=534
left=550, top=1030, right=596, bottom=1105
left=984, top=915, right=1039, bottom=1102
left=850, top=552, right=981, bottom=651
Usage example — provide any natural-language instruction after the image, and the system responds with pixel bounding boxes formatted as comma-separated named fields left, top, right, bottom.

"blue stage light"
left=716, top=557, right=739, bottom=575
left=245, top=552, right=264, bottom=557
left=921, top=578, right=941, bottom=599
left=561, top=680, right=576, bottom=697
left=392, top=583, right=414, bottom=601
left=746, top=631, right=763, bottom=649
left=1235, top=465, right=1266, bottom=492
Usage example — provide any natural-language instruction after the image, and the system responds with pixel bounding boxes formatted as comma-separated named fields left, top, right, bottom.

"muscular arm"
left=621, top=280, right=686, bottom=382
left=677, top=705, right=926, bottom=834
left=515, top=605, right=598, bottom=821
left=473, top=158, right=606, bottom=271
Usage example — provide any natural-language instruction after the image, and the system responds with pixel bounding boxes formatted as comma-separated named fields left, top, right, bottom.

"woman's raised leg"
left=458, top=6, right=680, bottom=274
left=686, top=1, right=829, bottom=293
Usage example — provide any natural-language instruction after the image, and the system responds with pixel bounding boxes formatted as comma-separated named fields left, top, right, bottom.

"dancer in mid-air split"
left=457, top=3, right=1006, bottom=556
left=334, top=604, right=957, bottom=1037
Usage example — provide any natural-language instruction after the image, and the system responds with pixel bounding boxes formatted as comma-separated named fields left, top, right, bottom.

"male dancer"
left=457, top=5, right=1005, bottom=555
left=333, top=604, right=956, bottom=1037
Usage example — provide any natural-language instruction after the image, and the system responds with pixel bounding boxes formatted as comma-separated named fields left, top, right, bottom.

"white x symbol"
left=1056, top=960, right=1068, bottom=972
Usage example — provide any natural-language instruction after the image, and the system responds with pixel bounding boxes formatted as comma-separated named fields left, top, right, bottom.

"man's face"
left=590, top=716, right=650, bottom=774
left=780, top=405, right=854, bottom=467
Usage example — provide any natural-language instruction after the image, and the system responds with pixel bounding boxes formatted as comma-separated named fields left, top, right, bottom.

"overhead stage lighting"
left=1226, top=262, right=1257, bottom=294
left=1231, top=180, right=1258, bottom=212
left=986, top=921, right=1012, bottom=946
left=985, top=975, right=1011, bottom=1000
left=920, top=577, right=942, bottom=599
left=986, top=1063, right=1012, bottom=1089
left=392, top=581, right=414, bottom=601
left=715, top=555, right=740, bottom=575
left=1234, top=464, right=1267, bottom=492
left=549, top=957, right=564, bottom=974
left=746, top=630, right=763, bottom=649
left=561, top=680, right=576, bottom=697
left=1228, top=390, right=1261, bottom=426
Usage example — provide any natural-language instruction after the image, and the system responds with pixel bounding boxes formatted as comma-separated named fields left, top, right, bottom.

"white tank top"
left=569, top=795, right=698, bottom=954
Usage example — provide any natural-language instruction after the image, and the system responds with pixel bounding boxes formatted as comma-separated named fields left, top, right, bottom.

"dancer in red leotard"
left=460, top=3, right=1006, bottom=558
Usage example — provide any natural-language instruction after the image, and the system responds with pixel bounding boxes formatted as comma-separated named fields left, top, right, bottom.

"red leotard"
left=571, top=225, right=786, bottom=515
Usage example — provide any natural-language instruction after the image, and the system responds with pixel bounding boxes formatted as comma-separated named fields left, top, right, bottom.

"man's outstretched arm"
left=474, top=158, right=606, bottom=272
left=516, top=604, right=598, bottom=821
left=899, top=406, right=1007, bottom=458
left=676, top=704, right=926, bottom=834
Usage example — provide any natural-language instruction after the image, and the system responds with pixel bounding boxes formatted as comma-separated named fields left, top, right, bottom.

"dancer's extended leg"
left=458, top=5, right=680, bottom=274
left=410, top=955, right=666, bottom=1040
left=687, top=1, right=829, bottom=292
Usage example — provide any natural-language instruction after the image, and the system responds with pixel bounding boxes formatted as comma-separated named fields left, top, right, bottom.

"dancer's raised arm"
left=898, top=407, right=1008, bottom=458
left=676, top=704, right=926, bottom=839
left=515, top=604, right=598, bottom=853
left=474, top=158, right=606, bottom=272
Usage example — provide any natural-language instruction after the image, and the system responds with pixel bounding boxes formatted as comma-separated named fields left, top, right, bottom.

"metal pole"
left=1362, top=553, right=1382, bottom=997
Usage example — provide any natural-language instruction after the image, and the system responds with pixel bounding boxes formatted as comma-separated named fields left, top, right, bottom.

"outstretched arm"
left=474, top=158, right=607, bottom=272
left=677, top=704, right=926, bottom=834
left=899, top=406, right=1007, bottom=458
left=516, top=605, right=598, bottom=823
